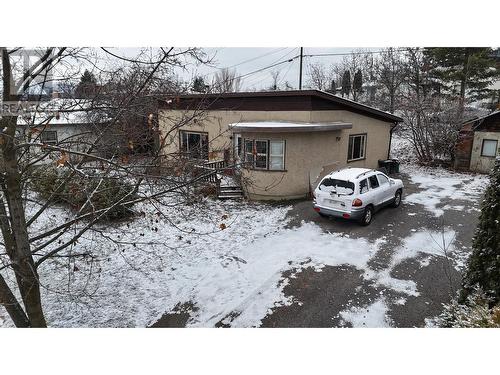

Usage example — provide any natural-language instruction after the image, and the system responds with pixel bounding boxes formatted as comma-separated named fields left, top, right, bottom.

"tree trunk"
left=1, top=118, right=47, bottom=327
left=459, top=50, right=471, bottom=113
left=0, top=274, right=30, bottom=327
left=1, top=48, right=47, bottom=327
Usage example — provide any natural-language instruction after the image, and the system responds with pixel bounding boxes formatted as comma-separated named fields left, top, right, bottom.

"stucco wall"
left=239, top=130, right=343, bottom=200
left=159, top=110, right=313, bottom=160
left=159, top=109, right=393, bottom=199
left=470, top=131, right=500, bottom=173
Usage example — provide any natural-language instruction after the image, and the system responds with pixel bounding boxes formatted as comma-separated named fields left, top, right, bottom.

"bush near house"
left=30, top=166, right=138, bottom=220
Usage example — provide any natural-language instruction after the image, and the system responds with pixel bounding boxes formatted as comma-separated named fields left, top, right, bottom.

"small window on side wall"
left=347, top=134, right=366, bottom=161
left=40, top=130, right=58, bottom=145
left=481, top=139, right=498, bottom=157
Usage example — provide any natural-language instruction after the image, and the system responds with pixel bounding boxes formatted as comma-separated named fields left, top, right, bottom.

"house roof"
left=159, top=90, right=403, bottom=124
left=229, top=121, right=352, bottom=133
left=463, top=110, right=500, bottom=132
left=16, top=98, right=108, bottom=126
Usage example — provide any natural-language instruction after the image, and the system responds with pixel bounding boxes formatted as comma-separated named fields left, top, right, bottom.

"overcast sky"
left=177, top=47, right=379, bottom=91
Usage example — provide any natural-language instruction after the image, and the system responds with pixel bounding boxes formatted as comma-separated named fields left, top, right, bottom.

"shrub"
left=438, top=289, right=500, bottom=328
left=462, top=158, right=500, bottom=304
left=30, top=166, right=138, bottom=220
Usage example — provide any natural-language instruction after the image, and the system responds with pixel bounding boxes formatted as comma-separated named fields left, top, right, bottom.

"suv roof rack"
left=355, top=169, right=376, bottom=179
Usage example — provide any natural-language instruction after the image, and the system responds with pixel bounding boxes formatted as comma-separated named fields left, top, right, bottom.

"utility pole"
left=299, top=47, right=303, bottom=90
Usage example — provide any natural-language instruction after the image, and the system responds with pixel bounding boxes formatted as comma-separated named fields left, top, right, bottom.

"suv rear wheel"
left=360, top=206, right=373, bottom=226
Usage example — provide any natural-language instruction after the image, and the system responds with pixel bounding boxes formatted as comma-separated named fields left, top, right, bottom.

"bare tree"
left=0, top=47, right=223, bottom=327
left=212, top=68, right=242, bottom=93
left=307, top=62, right=334, bottom=91
left=268, top=70, right=281, bottom=91
left=374, top=48, right=406, bottom=113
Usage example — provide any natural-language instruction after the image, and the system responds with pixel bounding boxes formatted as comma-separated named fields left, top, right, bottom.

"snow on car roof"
left=326, top=167, right=374, bottom=181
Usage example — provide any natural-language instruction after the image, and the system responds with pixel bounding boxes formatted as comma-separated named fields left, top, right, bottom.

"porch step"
left=218, top=186, right=244, bottom=199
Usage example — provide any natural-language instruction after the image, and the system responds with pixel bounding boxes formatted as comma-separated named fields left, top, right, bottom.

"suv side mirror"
left=389, top=179, right=395, bottom=185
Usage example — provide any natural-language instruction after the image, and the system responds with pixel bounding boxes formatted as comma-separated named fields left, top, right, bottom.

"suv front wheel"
left=360, top=206, right=373, bottom=226
left=391, top=190, right=402, bottom=208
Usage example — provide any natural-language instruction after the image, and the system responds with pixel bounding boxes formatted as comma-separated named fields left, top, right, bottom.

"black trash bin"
left=390, top=159, right=400, bottom=174
left=378, top=159, right=400, bottom=174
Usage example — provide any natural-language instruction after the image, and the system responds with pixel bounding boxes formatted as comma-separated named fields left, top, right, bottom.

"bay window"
left=243, top=138, right=285, bottom=170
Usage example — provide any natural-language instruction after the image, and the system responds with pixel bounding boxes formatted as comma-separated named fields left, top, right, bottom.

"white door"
left=376, top=173, right=393, bottom=204
left=367, top=174, right=385, bottom=206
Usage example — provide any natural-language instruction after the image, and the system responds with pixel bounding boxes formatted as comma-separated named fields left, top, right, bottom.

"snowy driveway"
left=263, top=166, right=487, bottom=327
left=0, top=166, right=488, bottom=328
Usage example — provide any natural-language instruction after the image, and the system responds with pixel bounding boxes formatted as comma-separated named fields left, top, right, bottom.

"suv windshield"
left=319, top=178, right=355, bottom=195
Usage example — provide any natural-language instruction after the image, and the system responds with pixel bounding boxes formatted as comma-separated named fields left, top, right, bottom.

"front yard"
left=0, top=145, right=489, bottom=328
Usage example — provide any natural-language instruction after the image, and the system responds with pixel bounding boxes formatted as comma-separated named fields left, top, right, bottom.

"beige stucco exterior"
left=159, top=109, right=392, bottom=200
left=469, top=131, right=500, bottom=173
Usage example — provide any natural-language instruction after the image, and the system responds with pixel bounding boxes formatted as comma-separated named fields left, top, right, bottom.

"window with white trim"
left=180, top=131, right=209, bottom=160
left=40, top=130, right=58, bottom=145
left=269, top=140, right=285, bottom=170
left=244, top=139, right=254, bottom=167
left=347, top=134, right=366, bottom=161
left=481, top=139, right=498, bottom=157
left=243, top=138, right=286, bottom=170
left=254, top=140, right=268, bottom=169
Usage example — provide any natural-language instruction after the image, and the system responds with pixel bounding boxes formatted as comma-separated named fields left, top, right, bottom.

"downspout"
left=388, top=121, right=398, bottom=159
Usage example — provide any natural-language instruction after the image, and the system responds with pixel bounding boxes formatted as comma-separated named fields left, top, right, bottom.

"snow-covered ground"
left=0, top=136, right=490, bottom=328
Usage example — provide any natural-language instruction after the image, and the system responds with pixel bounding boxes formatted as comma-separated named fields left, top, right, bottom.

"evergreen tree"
left=462, top=158, right=500, bottom=305
left=326, top=79, right=336, bottom=94
left=341, top=70, right=351, bottom=98
left=75, top=70, right=97, bottom=98
left=352, top=69, right=363, bottom=100
left=192, top=76, right=208, bottom=93
left=424, top=48, right=500, bottom=108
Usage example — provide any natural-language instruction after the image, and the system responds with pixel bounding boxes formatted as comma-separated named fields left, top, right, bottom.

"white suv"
left=313, top=167, right=404, bottom=225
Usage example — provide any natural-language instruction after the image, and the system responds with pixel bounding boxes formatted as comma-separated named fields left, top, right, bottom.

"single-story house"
left=158, top=90, right=403, bottom=200
left=454, top=111, right=500, bottom=173
left=16, top=98, right=151, bottom=161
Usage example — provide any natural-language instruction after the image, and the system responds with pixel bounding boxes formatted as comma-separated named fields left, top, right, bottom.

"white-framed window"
left=481, top=139, right=498, bottom=157
left=243, top=138, right=286, bottom=170
left=269, top=140, right=285, bottom=170
left=180, top=131, right=209, bottom=160
left=347, top=134, right=366, bottom=161
left=40, top=130, right=58, bottom=145
left=254, top=140, right=268, bottom=169
left=234, top=134, right=242, bottom=160
left=244, top=139, right=254, bottom=167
